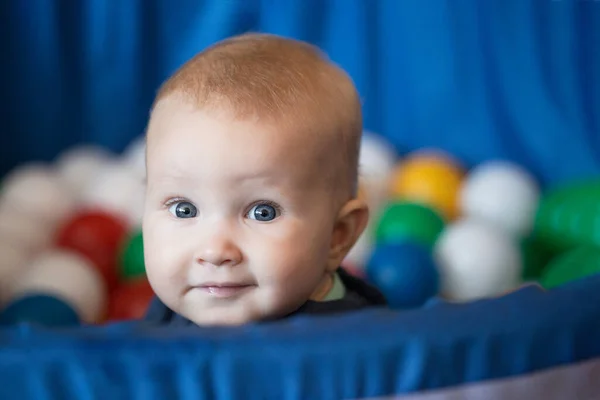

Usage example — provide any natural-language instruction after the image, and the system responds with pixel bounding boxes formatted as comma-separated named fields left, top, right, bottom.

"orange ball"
left=389, top=150, right=464, bottom=220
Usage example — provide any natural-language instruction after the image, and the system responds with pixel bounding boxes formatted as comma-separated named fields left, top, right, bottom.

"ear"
left=327, top=197, right=370, bottom=272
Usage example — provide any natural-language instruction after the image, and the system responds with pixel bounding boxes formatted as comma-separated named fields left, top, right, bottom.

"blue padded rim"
left=0, top=274, right=599, bottom=399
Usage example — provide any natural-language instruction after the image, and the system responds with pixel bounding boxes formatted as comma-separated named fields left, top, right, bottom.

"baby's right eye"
left=168, top=201, right=198, bottom=219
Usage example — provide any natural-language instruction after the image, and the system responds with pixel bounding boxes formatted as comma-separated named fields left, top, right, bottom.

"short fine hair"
left=152, top=33, right=363, bottom=198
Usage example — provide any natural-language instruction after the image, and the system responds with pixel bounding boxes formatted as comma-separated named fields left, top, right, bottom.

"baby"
left=142, top=33, right=387, bottom=327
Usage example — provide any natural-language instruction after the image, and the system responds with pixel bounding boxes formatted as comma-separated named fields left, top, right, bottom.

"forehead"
left=146, top=100, right=325, bottom=188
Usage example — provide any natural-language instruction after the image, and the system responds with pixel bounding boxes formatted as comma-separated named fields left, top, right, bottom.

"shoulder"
left=143, top=297, right=194, bottom=326
left=290, top=268, right=388, bottom=316
left=337, top=267, right=388, bottom=305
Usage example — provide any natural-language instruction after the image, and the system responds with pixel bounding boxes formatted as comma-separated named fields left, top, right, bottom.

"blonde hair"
left=152, top=33, right=362, bottom=198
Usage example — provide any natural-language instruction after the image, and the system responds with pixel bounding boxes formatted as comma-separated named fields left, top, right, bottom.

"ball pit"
left=343, top=133, right=600, bottom=308
left=2, top=131, right=600, bottom=327
left=0, top=137, right=153, bottom=327
left=0, top=132, right=599, bottom=399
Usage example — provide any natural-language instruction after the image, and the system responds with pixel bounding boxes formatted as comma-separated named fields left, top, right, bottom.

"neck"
left=309, top=272, right=335, bottom=301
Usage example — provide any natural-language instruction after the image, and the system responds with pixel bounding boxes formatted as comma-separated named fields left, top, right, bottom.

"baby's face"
left=143, top=101, right=340, bottom=325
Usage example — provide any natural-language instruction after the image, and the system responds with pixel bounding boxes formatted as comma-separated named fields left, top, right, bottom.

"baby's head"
left=143, top=33, right=368, bottom=326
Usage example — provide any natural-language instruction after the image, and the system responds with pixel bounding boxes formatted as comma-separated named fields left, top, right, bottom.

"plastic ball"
left=55, top=210, right=130, bottom=290
left=360, top=132, right=397, bottom=177
left=0, top=163, right=75, bottom=228
left=0, top=203, right=53, bottom=253
left=533, top=181, right=600, bottom=252
left=520, top=236, right=555, bottom=281
left=344, top=183, right=375, bottom=268
left=366, top=241, right=439, bottom=309
left=80, top=161, right=146, bottom=227
left=107, top=279, right=155, bottom=321
left=120, top=229, right=146, bottom=280
left=344, top=229, right=373, bottom=269
left=540, top=246, right=600, bottom=289
left=6, top=249, right=108, bottom=323
left=434, top=218, right=523, bottom=301
left=389, top=150, right=464, bottom=220
left=375, top=201, right=445, bottom=248
left=123, top=136, right=147, bottom=181
left=0, top=241, right=30, bottom=302
left=55, top=145, right=114, bottom=199
left=460, top=161, right=540, bottom=237
left=0, top=294, right=80, bottom=327
left=359, top=132, right=397, bottom=209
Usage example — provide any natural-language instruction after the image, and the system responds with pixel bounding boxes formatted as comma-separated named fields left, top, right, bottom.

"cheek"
left=250, top=220, right=332, bottom=283
left=142, top=215, right=186, bottom=284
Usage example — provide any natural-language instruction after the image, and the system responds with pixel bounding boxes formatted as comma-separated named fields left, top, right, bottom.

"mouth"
left=191, top=282, right=256, bottom=298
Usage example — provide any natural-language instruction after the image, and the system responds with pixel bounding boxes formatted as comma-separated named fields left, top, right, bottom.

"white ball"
left=360, top=131, right=397, bottom=176
left=0, top=241, right=31, bottom=303
left=460, top=161, right=540, bottom=237
left=55, top=145, right=114, bottom=199
left=0, top=163, right=76, bottom=228
left=344, top=229, right=373, bottom=269
left=0, top=203, right=54, bottom=253
left=123, top=136, right=146, bottom=180
left=6, top=249, right=107, bottom=323
left=433, top=218, right=523, bottom=302
left=80, top=160, right=146, bottom=227
left=359, top=132, right=397, bottom=209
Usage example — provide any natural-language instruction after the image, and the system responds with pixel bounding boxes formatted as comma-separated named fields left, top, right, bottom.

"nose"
left=195, top=233, right=243, bottom=268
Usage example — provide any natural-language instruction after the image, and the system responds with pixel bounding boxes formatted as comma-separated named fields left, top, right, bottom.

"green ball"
left=520, top=236, right=556, bottom=281
left=120, top=229, right=146, bottom=280
left=534, top=181, right=600, bottom=252
left=540, top=245, right=600, bottom=289
left=375, top=201, right=445, bottom=248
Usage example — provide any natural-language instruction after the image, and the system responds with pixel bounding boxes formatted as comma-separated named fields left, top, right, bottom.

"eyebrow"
left=147, top=169, right=295, bottom=191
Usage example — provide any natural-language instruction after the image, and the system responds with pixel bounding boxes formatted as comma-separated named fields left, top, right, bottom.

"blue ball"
left=366, top=241, right=440, bottom=309
left=0, top=294, right=80, bottom=327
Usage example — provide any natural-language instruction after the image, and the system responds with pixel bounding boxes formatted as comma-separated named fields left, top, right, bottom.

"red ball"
left=107, top=279, right=155, bottom=321
left=55, top=209, right=129, bottom=290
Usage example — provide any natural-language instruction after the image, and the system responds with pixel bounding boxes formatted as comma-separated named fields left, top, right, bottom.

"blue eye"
left=248, top=203, right=279, bottom=222
left=168, top=201, right=197, bottom=218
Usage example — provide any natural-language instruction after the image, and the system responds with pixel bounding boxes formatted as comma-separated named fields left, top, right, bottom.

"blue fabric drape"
left=1, top=0, right=598, bottom=187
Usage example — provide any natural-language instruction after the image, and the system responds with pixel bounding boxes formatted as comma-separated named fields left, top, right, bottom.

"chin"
left=180, top=299, right=304, bottom=327
left=186, top=310, right=260, bottom=327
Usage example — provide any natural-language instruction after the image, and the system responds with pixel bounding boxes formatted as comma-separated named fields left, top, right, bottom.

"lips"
left=192, top=282, right=256, bottom=298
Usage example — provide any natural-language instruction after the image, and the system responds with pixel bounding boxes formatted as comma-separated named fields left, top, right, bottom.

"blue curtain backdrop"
left=0, top=0, right=598, bottom=188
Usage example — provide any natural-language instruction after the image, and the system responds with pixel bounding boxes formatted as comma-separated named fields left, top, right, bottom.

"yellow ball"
left=389, top=150, right=464, bottom=220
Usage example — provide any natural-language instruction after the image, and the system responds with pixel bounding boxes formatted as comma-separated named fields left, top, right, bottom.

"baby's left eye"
left=247, top=203, right=279, bottom=222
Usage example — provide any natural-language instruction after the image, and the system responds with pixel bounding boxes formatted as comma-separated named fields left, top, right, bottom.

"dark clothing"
left=144, top=268, right=388, bottom=327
